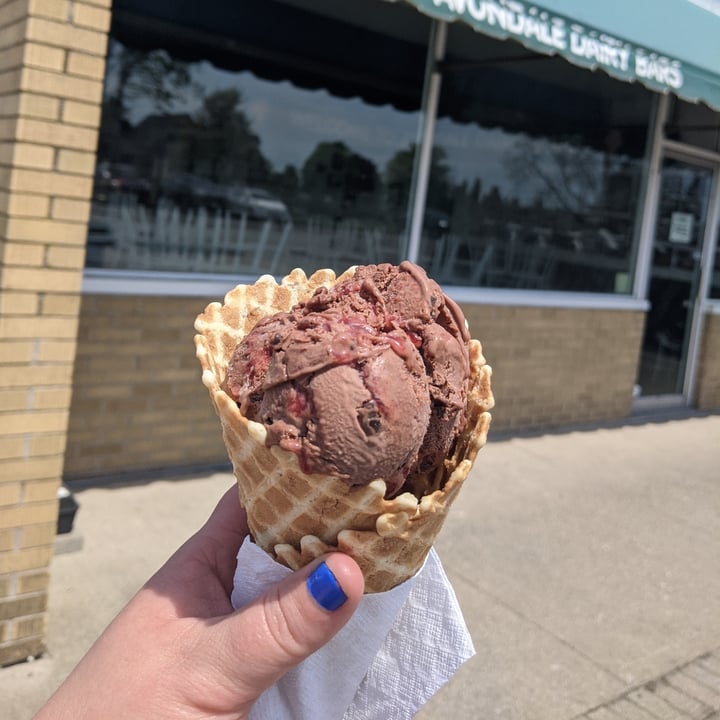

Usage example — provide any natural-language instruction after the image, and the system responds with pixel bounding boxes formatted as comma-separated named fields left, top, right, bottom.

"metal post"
left=404, top=20, right=447, bottom=264
left=632, top=93, right=669, bottom=301
left=684, top=162, right=720, bottom=403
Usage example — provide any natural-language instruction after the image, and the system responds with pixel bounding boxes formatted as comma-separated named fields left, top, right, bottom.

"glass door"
left=636, top=157, right=715, bottom=397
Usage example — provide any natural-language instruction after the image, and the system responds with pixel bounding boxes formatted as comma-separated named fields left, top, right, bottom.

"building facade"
left=1, top=0, right=719, bottom=665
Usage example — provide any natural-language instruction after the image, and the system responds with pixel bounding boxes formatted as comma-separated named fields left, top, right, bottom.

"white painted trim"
left=83, top=268, right=650, bottom=310
left=443, top=286, right=649, bottom=311
left=82, top=268, right=261, bottom=298
left=707, top=302, right=720, bottom=315
left=632, top=394, right=688, bottom=413
left=684, top=163, right=720, bottom=401
left=662, top=138, right=720, bottom=166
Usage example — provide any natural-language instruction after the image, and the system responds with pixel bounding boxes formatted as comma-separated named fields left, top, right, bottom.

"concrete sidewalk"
left=3, top=412, right=720, bottom=719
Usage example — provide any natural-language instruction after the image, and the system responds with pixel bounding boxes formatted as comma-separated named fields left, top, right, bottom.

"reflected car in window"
left=94, top=162, right=152, bottom=205
left=160, top=173, right=228, bottom=211
left=225, top=187, right=291, bottom=222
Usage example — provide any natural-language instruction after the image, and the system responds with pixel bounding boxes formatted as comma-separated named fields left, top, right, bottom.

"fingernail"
left=307, top=561, right=348, bottom=611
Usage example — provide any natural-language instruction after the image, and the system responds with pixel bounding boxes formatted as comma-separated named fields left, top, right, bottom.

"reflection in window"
left=421, top=24, right=654, bottom=293
left=88, top=9, right=424, bottom=277
left=666, top=97, right=720, bottom=154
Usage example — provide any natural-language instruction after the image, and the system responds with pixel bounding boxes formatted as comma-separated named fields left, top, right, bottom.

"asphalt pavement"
left=3, top=411, right=720, bottom=719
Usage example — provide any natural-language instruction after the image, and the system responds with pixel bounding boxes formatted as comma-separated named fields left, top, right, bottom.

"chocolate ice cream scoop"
left=226, top=261, right=470, bottom=497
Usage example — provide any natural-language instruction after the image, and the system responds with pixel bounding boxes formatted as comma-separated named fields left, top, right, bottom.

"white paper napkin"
left=231, top=537, right=475, bottom=720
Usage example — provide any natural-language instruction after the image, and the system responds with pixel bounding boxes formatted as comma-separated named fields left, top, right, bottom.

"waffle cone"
left=194, top=267, right=493, bottom=592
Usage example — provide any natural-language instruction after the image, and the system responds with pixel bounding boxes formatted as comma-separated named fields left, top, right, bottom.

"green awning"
left=395, top=0, right=720, bottom=111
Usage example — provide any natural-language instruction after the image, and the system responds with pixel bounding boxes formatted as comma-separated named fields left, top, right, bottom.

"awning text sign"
left=425, top=0, right=685, bottom=92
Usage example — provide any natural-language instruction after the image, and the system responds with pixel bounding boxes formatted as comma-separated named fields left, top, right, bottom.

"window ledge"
left=443, top=285, right=649, bottom=311
left=82, top=268, right=265, bottom=298
left=83, top=268, right=652, bottom=310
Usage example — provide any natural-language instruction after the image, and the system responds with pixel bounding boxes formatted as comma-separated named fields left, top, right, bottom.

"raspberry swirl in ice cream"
left=225, top=261, right=470, bottom=498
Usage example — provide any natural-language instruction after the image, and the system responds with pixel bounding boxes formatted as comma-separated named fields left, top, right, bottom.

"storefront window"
left=666, top=97, right=720, bottom=154
left=87, top=0, right=428, bottom=277
left=421, top=23, right=655, bottom=292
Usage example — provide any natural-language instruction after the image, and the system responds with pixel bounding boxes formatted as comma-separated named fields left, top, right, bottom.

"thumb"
left=199, top=553, right=364, bottom=714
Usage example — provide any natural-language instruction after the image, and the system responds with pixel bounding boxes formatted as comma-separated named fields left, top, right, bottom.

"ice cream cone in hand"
left=194, top=262, right=493, bottom=592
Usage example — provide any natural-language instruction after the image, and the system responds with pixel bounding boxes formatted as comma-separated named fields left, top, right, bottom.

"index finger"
left=163, top=484, right=249, bottom=593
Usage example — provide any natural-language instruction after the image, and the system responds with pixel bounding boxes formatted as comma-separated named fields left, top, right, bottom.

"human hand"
left=34, top=485, right=364, bottom=719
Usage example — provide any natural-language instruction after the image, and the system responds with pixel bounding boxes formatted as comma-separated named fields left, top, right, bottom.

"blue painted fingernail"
left=307, top=561, right=348, bottom=611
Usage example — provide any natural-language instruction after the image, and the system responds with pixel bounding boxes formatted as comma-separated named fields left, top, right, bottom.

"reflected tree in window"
left=116, top=48, right=195, bottom=116
left=99, top=45, right=197, bottom=160
left=301, top=141, right=380, bottom=221
left=385, top=144, right=453, bottom=231
left=506, top=136, right=602, bottom=217
left=193, top=89, right=270, bottom=186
